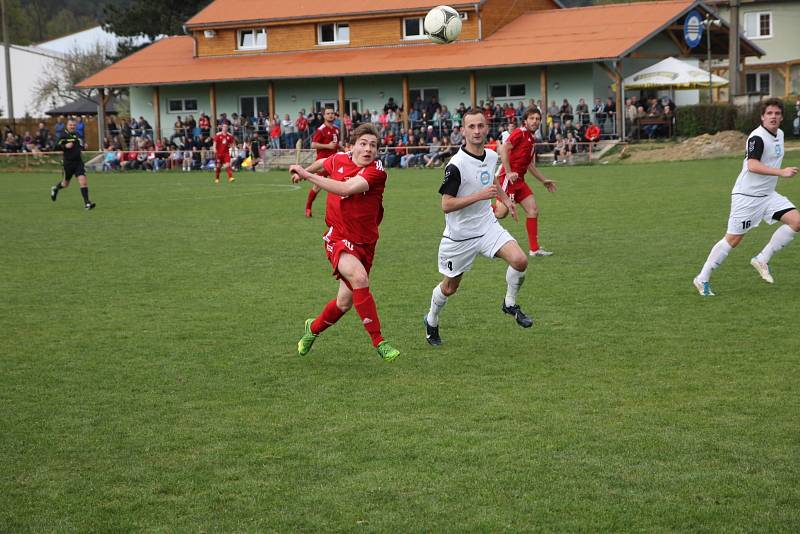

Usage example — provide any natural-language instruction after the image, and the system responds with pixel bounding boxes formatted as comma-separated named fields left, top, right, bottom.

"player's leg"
left=424, top=274, right=461, bottom=346
left=225, top=161, right=234, bottom=182
left=336, top=252, right=399, bottom=361
left=298, top=280, right=353, bottom=356
left=306, top=185, right=321, bottom=218
left=518, top=188, right=552, bottom=256
left=752, top=207, right=800, bottom=283
left=51, top=167, right=72, bottom=201
left=214, top=160, right=221, bottom=183
left=76, top=173, right=95, bottom=210
left=494, top=238, right=533, bottom=327
left=694, top=233, right=742, bottom=296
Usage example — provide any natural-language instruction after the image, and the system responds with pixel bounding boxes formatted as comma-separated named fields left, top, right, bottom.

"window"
left=746, top=72, right=771, bottom=95
left=318, top=23, right=349, bottom=45
left=240, top=96, right=269, bottom=118
left=489, top=83, right=526, bottom=99
left=237, top=29, right=267, bottom=50
left=403, top=17, right=426, bottom=40
left=167, top=98, right=198, bottom=113
left=409, top=88, right=439, bottom=103
left=743, top=12, right=772, bottom=39
left=345, top=99, right=361, bottom=116
left=314, top=100, right=338, bottom=112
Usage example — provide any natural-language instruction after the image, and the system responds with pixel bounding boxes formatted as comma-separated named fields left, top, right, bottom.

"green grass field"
left=2, top=155, right=799, bottom=532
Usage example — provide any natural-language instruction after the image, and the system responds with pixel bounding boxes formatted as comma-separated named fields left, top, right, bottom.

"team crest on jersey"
left=479, top=171, right=491, bottom=185
left=775, top=144, right=782, bottom=157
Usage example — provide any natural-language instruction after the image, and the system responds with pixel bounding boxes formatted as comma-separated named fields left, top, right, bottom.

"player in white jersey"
left=423, top=109, right=534, bottom=345
left=694, top=98, right=799, bottom=296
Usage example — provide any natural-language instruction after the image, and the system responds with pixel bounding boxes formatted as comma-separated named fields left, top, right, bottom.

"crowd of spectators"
left=0, top=93, right=696, bottom=171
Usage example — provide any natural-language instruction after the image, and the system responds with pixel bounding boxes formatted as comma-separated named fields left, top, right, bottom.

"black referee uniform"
left=51, top=128, right=95, bottom=209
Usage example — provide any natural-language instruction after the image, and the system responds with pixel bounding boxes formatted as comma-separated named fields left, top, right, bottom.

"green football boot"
left=297, top=318, right=317, bottom=356
left=376, top=341, right=400, bottom=362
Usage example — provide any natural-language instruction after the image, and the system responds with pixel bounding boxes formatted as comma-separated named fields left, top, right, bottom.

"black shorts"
left=63, top=161, right=86, bottom=181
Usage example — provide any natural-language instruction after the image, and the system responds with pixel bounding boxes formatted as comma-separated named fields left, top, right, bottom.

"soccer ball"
left=424, top=5, right=462, bottom=44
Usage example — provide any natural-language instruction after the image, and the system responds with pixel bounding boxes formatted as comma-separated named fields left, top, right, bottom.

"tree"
left=33, top=42, right=117, bottom=110
left=103, top=0, right=212, bottom=42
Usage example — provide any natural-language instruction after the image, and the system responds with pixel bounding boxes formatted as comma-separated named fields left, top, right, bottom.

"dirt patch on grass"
left=622, top=131, right=747, bottom=163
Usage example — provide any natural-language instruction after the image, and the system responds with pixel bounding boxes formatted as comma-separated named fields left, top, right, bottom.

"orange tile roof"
left=79, top=0, right=714, bottom=89
left=186, top=1, right=478, bottom=27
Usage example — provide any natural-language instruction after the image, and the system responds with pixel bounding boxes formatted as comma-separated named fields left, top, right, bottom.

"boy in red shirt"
left=213, top=123, right=236, bottom=183
left=306, top=107, right=341, bottom=217
left=495, top=107, right=558, bottom=256
left=290, top=123, right=400, bottom=362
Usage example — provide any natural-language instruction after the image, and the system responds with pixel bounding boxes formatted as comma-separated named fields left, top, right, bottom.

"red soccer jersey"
left=498, top=126, right=535, bottom=177
left=313, top=124, right=340, bottom=159
left=322, top=153, right=386, bottom=244
left=213, top=132, right=235, bottom=155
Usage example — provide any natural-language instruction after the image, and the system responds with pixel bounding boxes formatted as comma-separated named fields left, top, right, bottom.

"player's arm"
left=494, top=176, right=518, bottom=222
left=527, top=160, right=557, bottom=192
left=439, top=164, right=496, bottom=213
left=745, top=136, right=798, bottom=177
left=289, top=164, right=368, bottom=196
left=497, top=139, right=519, bottom=183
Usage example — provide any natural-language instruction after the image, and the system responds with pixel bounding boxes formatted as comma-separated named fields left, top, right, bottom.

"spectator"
left=295, top=111, right=309, bottom=146
left=54, top=116, right=66, bottom=139
left=102, top=146, right=120, bottom=171
left=75, top=116, right=85, bottom=140
left=547, top=100, right=559, bottom=122
left=384, top=97, right=398, bottom=113
left=552, top=133, right=566, bottom=164
left=560, top=99, right=573, bottom=123
left=270, top=117, right=281, bottom=149
left=35, top=122, right=51, bottom=150
left=450, top=125, right=463, bottom=146
left=593, top=97, right=606, bottom=129
left=423, top=136, right=442, bottom=167
left=565, top=131, right=577, bottom=162
left=584, top=122, right=601, bottom=149
left=575, top=98, right=589, bottom=125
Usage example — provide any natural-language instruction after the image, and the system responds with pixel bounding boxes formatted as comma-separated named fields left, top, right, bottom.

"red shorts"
left=498, top=175, right=533, bottom=204
left=216, top=152, right=231, bottom=165
left=323, top=231, right=375, bottom=287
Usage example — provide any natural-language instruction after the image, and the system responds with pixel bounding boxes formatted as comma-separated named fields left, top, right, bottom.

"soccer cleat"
left=50, top=186, right=59, bottom=202
left=214, top=178, right=220, bottom=184
left=376, top=341, right=400, bottom=362
left=529, top=248, right=554, bottom=257
left=305, top=208, right=312, bottom=218
left=692, top=277, right=715, bottom=296
left=228, top=176, right=235, bottom=183
left=501, top=302, right=534, bottom=328
left=85, top=202, right=96, bottom=210
left=750, top=257, right=774, bottom=284
left=297, top=318, right=317, bottom=356
left=423, top=315, right=442, bottom=346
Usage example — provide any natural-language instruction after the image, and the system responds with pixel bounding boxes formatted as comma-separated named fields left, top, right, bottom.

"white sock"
left=757, top=225, right=797, bottom=263
left=698, top=238, right=732, bottom=282
left=426, top=284, right=448, bottom=327
left=504, top=266, right=526, bottom=307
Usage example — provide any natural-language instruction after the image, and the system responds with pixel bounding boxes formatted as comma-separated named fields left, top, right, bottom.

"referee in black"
left=50, top=118, right=95, bottom=210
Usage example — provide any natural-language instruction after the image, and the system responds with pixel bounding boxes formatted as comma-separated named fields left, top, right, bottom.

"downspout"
left=475, top=3, right=482, bottom=40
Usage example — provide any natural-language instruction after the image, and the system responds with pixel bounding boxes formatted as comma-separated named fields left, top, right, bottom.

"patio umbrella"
left=622, top=57, right=728, bottom=89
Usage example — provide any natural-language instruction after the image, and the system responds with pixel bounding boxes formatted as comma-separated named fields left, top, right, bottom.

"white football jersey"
left=439, top=147, right=499, bottom=241
left=732, top=125, right=784, bottom=197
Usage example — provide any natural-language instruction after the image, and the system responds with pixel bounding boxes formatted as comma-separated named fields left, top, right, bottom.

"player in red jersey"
left=494, top=107, right=558, bottom=256
left=290, top=123, right=400, bottom=362
left=213, top=123, right=237, bottom=183
left=305, top=107, right=341, bottom=217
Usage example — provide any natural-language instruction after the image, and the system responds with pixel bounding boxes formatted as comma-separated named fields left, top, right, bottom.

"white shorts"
left=438, top=221, right=516, bottom=277
left=727, top=192, right=795, bottom=235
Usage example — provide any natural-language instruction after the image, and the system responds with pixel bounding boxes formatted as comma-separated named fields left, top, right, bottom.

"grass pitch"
left=1, top=155, right=799, bottom=531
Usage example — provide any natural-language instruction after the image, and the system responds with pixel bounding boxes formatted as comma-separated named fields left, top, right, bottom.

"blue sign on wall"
left=684, top=10, right=704, bottom=49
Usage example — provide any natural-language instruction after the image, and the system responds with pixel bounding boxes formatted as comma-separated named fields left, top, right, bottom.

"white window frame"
left=167, top=98, right=199, bottom=114
left=402, top=17, right=427, bottom=41
left=488, top=83, right=526, bottom=100
left=239, top=95, right=270, bottom=117
left=743, top=11, right=772, bottom=39
left=237, top=28, right=267, bottom=50
left=317, top=23, right=350, bottom=46
left=746, top=72, right=771, bottom=95
left=314, top=100, right=339, bottom=112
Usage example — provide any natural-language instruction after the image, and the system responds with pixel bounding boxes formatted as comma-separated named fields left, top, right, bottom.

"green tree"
left=103, top=0, right=212, bottom=40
